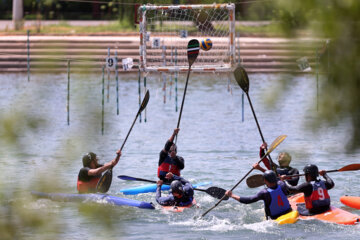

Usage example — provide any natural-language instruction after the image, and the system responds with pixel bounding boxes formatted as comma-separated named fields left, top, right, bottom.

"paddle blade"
left=246, top=174, right=264, bottom=188
left=139, top=90, right=150, bottom=113
left=234, top=65, right=249, bottom=93
left=118, top=175, right=138, bottom=181
left=117, top=175, right=156, bottom=184
left=205, top=187, right=229, bottom=200
left=96, top=169, right=112, bottom=193
left=338, top=163, right=360, bottom=172
left=187, top=39, right=200, bottom=66
left=266, top=135, right=287, bottom=156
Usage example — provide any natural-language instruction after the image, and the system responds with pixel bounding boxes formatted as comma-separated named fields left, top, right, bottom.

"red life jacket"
left=305, top=181, right=330, bottom=210
left=157, top=156, right=181, bottom=178
left=77, top=177, right=101, bottom=194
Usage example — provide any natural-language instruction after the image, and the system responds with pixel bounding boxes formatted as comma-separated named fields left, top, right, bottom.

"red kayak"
left=340, top=196, right=360, bottom=210
left=162, top=199, right=197, bottom=213
left=288, top=193, right=360, bottom=225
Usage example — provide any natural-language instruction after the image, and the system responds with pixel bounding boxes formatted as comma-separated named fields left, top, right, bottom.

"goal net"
left=139, top=3, right=235, bottom=73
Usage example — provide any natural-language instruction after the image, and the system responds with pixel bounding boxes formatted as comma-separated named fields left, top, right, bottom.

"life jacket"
left=176, top=196, right=193, bottom=207
left=157, top=156, right=181, bottom=178
left=277, top=167, right=291, bottom=176
left=305, top=180, right=330, bottom=210
left=77, top=176, right=101, bottom=194
left=267, top=185, right=291, bottom=218
left=173, top=183, right=194, bottom=206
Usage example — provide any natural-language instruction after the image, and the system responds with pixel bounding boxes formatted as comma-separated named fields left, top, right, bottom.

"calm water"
left=0, top=72, right=359, bottom=240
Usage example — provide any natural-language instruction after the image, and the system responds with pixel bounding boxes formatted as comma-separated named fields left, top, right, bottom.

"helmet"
left=170, top=180, right=183, bottom=195
left=263, top=170, right=277, bottom=183
left=82, top=152, right=97, bottom=167
left=303, top=164, right=319, bottom=179
left=169, top=143, right=177, bottom=154
left=278, top=152, right=291, bottom=167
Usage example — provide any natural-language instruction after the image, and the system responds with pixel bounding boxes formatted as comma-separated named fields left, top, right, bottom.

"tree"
left=274, top=0, right=360, bottom=151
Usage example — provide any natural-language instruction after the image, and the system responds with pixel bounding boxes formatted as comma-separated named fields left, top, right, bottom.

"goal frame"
left=138, top=3, right=236, bottom=73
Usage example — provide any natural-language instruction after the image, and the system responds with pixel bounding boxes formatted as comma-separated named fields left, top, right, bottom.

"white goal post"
left=138, top=3, right=236, bottom=73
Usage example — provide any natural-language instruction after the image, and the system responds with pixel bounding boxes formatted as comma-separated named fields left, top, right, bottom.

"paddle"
left=175, top=39, right=199, bottom=142
left=201, top=135, right=287, bottom=218
left=117, top=175, right=229, bottom=200
left=246, top=163, right=360, bottom=188
left=246, top=174, right=265, bottom=188
left=234, top=65, right=277, bottom=173
left=96, top=90, right=150, bottom=193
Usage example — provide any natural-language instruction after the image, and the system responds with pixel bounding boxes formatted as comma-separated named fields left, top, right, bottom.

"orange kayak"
left=288, top=193, right=360, bottom=225
left=162, top=199, right=197, bottom=213
left=340, top=196, right=360, bottom=210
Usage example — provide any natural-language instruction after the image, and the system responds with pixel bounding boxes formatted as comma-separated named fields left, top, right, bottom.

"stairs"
left=0, top=35, right=324, bottom=74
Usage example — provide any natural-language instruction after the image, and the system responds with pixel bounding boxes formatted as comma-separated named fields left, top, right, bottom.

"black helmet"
left=170, top=180, right=183, bottom=195
left=303, top=164, right=319, bottom=179
left=82, top=152, right=97, bottom=167
left=169, top=143, right=177, bottom=153
left=263, top=170, right=277, bottom=183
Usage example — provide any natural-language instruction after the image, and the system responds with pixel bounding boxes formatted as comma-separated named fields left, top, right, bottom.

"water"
left=0, top=72, right=359, bottom=239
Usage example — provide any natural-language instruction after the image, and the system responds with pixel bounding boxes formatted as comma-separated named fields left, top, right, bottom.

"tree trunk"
left=12, top=0, right=23, bottom=30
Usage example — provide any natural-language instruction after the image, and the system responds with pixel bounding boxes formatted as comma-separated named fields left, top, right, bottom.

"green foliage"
left=235, top=22, right=286, bottom=37
left=273, top=0, right=360, bottom=150
left=244, top=1, right=276, bottom=20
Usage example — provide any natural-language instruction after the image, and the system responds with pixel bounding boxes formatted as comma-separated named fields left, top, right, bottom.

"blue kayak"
left=31, top=191, right=155, bottom=209
left=120, top=182, right=212, bottom=195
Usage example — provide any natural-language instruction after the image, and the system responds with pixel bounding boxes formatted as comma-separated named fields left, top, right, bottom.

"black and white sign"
left=106, top=57, right=116, bottom=70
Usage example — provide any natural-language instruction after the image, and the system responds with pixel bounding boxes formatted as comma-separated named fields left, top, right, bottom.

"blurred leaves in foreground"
left=273, top=0, right=360, bottom=151
left=0, top=74, right=123, bottom=239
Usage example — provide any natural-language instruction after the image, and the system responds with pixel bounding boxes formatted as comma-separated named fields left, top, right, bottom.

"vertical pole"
left=175, top=47, right=178, bottom=112
left=316, top=49, right=319, bottom=112
left=67, top=60, right=70, bottom=125
left=242, top=91, right=244, bottom=122
left=227, top=74, right=230, bottom=92
left=169, top=46, right=173, bottom=100
left=229, top=4, right=236, bottom=68
left=102, top=66, right=105, bottom=135
left=144, top=74, right=147, bottom=122
left=27, top=30, right=30, bottom=82
left=237, top=32, right=244, bottom=122
left=327, top=41, right=330, bottom=82
left=107, top=47, right=110, bottom=103
left=162, top=44, right=166, bottom=104
left=227, top=73, right=231, bottom=93
left=115, top=51, right=119, bottom=115
left=138, top=69, right=142, bottom=123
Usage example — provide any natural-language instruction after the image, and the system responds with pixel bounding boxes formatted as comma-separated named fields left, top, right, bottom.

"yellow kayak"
left=275, top=210, right=299, bottom=225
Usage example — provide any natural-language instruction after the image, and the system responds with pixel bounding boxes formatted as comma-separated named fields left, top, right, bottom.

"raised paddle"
left=246, top=163, right=360, bottom=188
left=201, top=134, right=287, bottom=218
left=175, top=39, right=200, bottom=142
left=117, top=175, right=229, bottom=200
left=234, top=65, right=277, bottom=174
left=96, top=90, right=150, bottom=193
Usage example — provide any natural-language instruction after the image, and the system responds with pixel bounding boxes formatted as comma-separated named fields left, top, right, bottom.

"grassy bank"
left=1, top=20, right=137, bottom=35
left=0, top=20, right=304, bottom=37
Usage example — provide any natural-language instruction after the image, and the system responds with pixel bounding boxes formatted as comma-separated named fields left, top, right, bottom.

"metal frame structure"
left=139, top=3, right=236, bottom=73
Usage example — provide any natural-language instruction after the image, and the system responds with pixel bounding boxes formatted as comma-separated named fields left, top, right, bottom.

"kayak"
left=340, top=196, right=360, bottom=210
left=161, top=199, right=197, bottom=212
left=275, top=210, right=299, bottom=225
left=120, top=181, right=211, bottom=195
left=288, top=193, right=360, bottom=225
left=31, top=191, right=155, bottom=210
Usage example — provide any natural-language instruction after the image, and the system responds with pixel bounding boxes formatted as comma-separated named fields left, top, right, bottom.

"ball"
left=200, top=38, right=212, bottom=51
